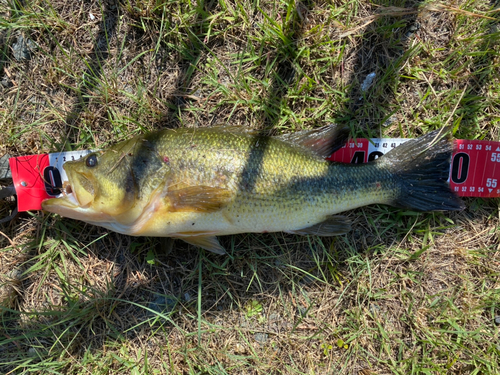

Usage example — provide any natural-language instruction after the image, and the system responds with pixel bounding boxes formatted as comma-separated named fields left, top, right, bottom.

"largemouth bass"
left=42, top=126, right=463, bottom=254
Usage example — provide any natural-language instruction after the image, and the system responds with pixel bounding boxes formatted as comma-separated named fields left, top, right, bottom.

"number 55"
left=486, top=178, right=497, bottom=188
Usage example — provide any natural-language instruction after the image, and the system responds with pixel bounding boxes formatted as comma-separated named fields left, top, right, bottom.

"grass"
left=1, top=0, right=500, bottom=373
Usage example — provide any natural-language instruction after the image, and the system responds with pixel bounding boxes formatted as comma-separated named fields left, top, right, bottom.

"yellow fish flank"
left=42, top=126, right=463, bottom=254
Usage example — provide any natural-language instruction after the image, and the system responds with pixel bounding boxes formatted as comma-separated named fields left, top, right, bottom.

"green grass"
left=1, top=0, right=500, bottom=374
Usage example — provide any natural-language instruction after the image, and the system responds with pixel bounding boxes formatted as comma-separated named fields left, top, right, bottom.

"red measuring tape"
left=9, top=150, right=91, bottom=212
left=327, top=138, right=500, bottom=199
left=8, top=138, right=500, bottom=212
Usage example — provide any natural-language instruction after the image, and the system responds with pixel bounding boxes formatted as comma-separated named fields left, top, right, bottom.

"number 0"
left=451, top=153, right=469, bottom=184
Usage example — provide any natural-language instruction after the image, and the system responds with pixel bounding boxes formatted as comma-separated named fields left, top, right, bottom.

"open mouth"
left=42, top=180, right=95, bottom=221
left=43, top=182, right=81, bottom=209
left=58, top=168, right=96, bottom=208
left=59, top=181, right=81, bottom=208
left=42, top=179, right=83, bottom=211
left=64, top=182, right=72, bottom=195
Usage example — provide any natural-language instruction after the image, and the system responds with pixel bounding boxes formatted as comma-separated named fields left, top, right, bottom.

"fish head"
left=42, top=139, right=151, bottom=223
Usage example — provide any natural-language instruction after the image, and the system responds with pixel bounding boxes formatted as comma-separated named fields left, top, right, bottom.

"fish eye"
left=86, top=154, right=98, bottom=168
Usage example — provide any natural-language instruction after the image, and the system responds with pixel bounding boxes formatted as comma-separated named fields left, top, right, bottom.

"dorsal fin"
left=211, top=124, right=260, bottom=135
left=276, top=124, right=350, bottom=158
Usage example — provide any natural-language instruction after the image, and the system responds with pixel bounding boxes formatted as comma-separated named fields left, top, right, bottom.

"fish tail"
left=379, top=128, right=464, bottom=211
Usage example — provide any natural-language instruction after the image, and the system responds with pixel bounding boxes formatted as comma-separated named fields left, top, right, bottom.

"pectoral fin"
left=167, top=186, right=233, bottom=213
left=289, top=216, right=351, bottom=236
left=179, top=235, right=226, bottom=255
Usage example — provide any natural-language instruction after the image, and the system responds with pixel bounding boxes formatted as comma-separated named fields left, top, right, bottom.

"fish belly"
left=128, top=184, right=383, bottom=237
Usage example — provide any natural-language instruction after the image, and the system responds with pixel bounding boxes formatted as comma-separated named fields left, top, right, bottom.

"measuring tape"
left=8, top=138, right=500, bottom=212
left=328, top=138, right=500, bottom=198
left=9, top=150, right=92, bottom=212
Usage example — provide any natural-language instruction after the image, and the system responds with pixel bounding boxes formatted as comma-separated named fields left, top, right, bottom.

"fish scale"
left=153, top=129, right=343, bottom=230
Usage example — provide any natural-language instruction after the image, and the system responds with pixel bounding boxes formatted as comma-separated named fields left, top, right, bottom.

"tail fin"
left=379, top=128, right=464, bottom=212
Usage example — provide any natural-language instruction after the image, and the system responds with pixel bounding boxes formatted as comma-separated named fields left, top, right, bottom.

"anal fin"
left=178, top=235, right=226, bottom=255
left=289, top=216, right=351, bottom=236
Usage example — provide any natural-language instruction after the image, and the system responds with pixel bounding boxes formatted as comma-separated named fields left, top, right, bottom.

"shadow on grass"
left=457, top=2, right=499, bottom=139
left=156, top=0, right=220, bottom=128
left=64, top=0, right=120, bottom=137
left=334, top=0, right=426, bottom=137
left=235, top=0, right=314, bottom=193
left=336, top=0, right=499, bottom=141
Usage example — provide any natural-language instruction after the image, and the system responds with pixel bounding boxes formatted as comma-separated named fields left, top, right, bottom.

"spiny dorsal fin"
left=167, top=186, right=234, bottom=213
left=288, top=215, right=351, bottom=236
left=212, top=124, right=260, bottom=135
left=179, top=235, right=226, bottom=254
left=276, top=124, right=350, bottom=158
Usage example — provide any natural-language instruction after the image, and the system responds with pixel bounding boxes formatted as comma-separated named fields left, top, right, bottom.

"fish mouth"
left=42, top=197, right=84, bottom=222
left=42, top=167, right=99, bottom=220
left=65, top=168, right=96, bottom=207
left=42, top=185, right=110, bottom=223
left=42, top=181, right=92, bottom=218
left=51, top=183, right=81, bottom=208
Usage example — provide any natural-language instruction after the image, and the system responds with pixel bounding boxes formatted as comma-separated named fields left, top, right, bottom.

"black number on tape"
left=351, top=151, right=365, bottom=164
left=451, top=152, right=469, bottom=184
left=43, top=166, right=62, bottom=196
left=368, top=151, right=384, bottom=162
